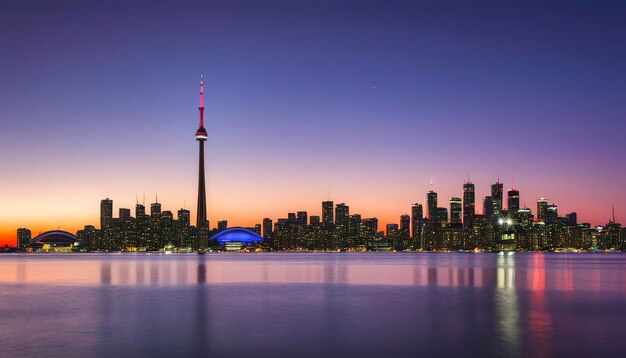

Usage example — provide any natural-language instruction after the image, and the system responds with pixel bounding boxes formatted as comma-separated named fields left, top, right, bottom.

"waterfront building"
left=507, top=188, right=520, bottom=215
left=483, top=196, right=494, bottom=217
left=322, top=201, right=334, bottom=226
left=491, top=181, right=504, bottom=216
left=297, top=211, right=308, bottom=225
left=335, top=203, right=350, bottom=246
left=218, top=220, right=228, bottom=232
left=411, top=203, right=423, bottom=249
left=463, top=182, right=475, bottom=227
left=449, top=197, right=462, bottom=225
left=17, top=228, right=31, bottom=249
left=537, top=198, right=549, bottom=222
left=427, top=191, right=437, bottom=221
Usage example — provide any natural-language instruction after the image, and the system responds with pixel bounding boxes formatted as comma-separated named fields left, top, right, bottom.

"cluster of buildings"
left=269, top=181, right=624, bottom=252
left=11, top=81, right=625, bottom=253
left=14, top=180, right=625, bottom=252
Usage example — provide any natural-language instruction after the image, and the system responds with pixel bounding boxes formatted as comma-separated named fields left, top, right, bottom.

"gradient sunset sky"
left=1, top=0, right=625, bottom=246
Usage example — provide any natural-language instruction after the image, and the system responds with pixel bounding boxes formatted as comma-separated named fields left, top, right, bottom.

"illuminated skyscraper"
left=449, top=197, right=462, bottom=225
left=363, top=218, right=378, bottom=237
left=508, top=188, right=520, bottom=214
left=218, top=220, right=228, bottom=232
left=537, top=198, right=549, bottom=222
left=310, top=216, right=321, bottom=225
left=322, top=201, right=334, bottom=226
left=491, top=181, right=504, bottom=215
left=297, top=211, right=308, bottom=225
left=178, top=209, right=190, bottom=227
left=400, top=214, right=410, bottom=234
left=546, top=204, right=558, bottom=224
left=386, top=224, right=398, bottom=237
left=119, top=208, right=131, bottom=221
left=17, top=228, right=31, bottom=249
left=195, top=76, right=209, bottom=240
left=427, top=191, right=438, bottom=221
left=482, top=196, right=493, bottom=218
left=100, top=198, right=113, bottom=230
left=437, top=208, right=449, bottom=227
left=411, top=203, right=423, bottom=239
left=335, top=203, right=350, bottom=238
left=151, top=200, right=161, bottom=218
left=135, top=203, right=145, bottom=217
left=262, top=218, right=273, bottom=238
left=463, top=182, right=475, bottom=227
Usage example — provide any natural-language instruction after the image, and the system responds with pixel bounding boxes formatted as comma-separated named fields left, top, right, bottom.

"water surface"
left=0, top=253, right=624, bottom=357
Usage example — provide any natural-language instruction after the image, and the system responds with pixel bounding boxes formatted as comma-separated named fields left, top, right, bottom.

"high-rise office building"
left=437, top=208, right=449, bottom=227
left=100, top=198, right=113, bottom=230
left=400, top=214, right=410, bottom=234
left=76, top=225, right=98, bottom=249
left=537, top=198, right=549, bottom=222
left=136, top=203, right=145, bottom=217
left=310, top=216, right=321, bottom=225
left=297, top=211, right=308, bottom=225
left=565, top=212, right=578, bottom=226
left=322, top=201, right=334, bottom=226
left=491, top=181, right=504, bottom=215
left=350, top=214, right=363, bottom=240
left=218, top=220, right=228, bottom=232
left=427, top=191, right=438, bottom=221
left=151, top=201, right=161, bottom=218
left=363, top=218, right=378, bottom=237
left=463, top=182, right=475, bottom=227
left=335, top=203, right=350, bottom=238
left=411, top=203, right=423, bottom=239
left=483, top=196, right=494, bottom=217
left=449, top=197, right=462, bottom=224
left=254, top=224, right=262, bottom=236
left=386, top=223, right=399, bottom=237
left=508, top=188, right=520, bottom=214
left=178, top=209, right=190, bottom=227
left=262, top=218, right=273, bottom=238
left=17, top=228, right=31, bottom=249
left=119, top=208, right=131, bottom=221
left=565, top=212, right=577, bottom=225
left=546, top=204, right=558, bottom=223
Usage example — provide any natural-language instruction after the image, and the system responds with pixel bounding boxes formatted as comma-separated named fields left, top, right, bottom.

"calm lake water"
left=0, top=253, right=624, bottom=357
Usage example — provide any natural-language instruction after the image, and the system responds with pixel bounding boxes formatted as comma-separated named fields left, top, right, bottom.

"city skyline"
left=2, top=0, right=626, bottom=246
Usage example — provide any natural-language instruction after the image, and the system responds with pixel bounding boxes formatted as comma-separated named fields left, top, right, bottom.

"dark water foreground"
left=0, top=253, right=624, bottom=357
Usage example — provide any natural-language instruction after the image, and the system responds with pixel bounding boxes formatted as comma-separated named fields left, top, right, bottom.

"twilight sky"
left=1, top=0, right=626, bottom=245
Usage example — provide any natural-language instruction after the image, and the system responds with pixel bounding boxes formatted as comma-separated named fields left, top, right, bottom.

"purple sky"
left=1, top=0, right=625, bottom=243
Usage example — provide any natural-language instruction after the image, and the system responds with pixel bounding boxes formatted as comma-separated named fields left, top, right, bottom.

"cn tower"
left=195, top=76, right=208, bottom=231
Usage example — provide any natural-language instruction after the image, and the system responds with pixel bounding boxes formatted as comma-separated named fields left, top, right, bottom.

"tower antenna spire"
left=613, top=203, right=616, bottom=222
left=199, top=74, right=204, bottom=128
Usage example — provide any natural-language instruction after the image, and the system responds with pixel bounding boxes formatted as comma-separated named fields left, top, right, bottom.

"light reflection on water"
left=0, top=253, right=624, bottom=357
left=1, top=253, right=624, bottom=291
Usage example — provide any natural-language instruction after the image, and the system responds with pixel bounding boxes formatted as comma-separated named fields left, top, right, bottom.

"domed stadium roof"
left=212, top=227, right=263, bottom=245
left=31, top=230, right=80, bottom=245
